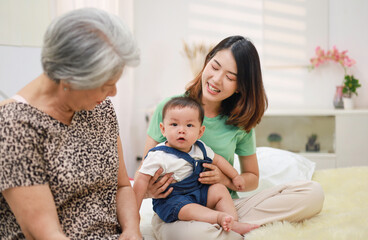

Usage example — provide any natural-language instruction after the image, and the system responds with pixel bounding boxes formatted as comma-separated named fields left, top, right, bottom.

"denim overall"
left=149, top=141, right=213, bottom=223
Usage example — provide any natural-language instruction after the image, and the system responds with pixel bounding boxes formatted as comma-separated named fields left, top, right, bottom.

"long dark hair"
left=185, top=35, right=268, bottom=132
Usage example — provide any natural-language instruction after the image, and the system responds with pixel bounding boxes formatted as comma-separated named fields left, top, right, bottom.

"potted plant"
left=342, top=75, right=361, bottom=109
left=267, top=133, right=282, bottom=149
left=309, top=46, right=361, bottom=109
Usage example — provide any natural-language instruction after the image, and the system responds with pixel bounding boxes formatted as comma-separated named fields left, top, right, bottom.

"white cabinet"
left=335, top=111, right=368, bottom=168
left=255, top=109, right=368, bottom=169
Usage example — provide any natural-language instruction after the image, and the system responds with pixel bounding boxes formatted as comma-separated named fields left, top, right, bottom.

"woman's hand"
left=198, top=163, right=229, bottom=186
left=146, top=168, right=174, bottom=199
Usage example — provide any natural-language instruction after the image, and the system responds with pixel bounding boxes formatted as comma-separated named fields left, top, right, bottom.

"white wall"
left=329, top=0, right=368, bottom=108
left=0, top=46, right=42, bottom=99
left=1, top=0, right=367, bottom=176
left=0, top=0, right=50, bottom=47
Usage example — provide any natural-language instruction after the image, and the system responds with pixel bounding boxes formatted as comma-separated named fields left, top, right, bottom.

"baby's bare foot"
left=217, top=212, right=234, bottom=232
left=232, top=222, right=259, bottom=235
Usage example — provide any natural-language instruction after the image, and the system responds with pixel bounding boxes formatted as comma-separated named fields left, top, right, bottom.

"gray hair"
left=41, top=8, right=140, bottom=89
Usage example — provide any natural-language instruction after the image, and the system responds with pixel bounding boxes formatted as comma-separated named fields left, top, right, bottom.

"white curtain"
left=51, top=0, right=119, bottom=16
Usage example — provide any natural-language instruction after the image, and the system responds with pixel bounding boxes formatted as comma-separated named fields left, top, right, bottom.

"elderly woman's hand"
left=118, top=229, right=143, bottom=240
left=146, top=168, right=174, bottom=199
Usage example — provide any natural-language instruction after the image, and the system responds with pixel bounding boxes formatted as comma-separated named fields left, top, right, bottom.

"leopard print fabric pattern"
left=0, top=99, right=121, bottom=239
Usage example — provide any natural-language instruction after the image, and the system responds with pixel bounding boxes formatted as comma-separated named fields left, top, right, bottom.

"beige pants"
left=151, top=180, right=324, bottom=240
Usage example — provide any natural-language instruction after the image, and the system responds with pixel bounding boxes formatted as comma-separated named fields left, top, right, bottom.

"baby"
left=134, top=96, right=259, bottom=234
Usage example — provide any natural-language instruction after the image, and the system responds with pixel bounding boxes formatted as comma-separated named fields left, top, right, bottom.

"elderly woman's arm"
left=2, top=185, right=69, bottom=240
left=116, top=136, right=142, bottom=240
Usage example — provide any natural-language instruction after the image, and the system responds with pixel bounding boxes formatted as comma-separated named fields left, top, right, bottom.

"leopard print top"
left=0, top=99, right=121, bottom=239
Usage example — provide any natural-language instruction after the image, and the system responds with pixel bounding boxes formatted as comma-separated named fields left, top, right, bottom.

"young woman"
left=141, top=36, right=324, bottom=240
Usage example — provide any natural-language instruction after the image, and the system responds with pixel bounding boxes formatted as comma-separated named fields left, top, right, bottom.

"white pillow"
left=234, top=147, right=316, bottom=198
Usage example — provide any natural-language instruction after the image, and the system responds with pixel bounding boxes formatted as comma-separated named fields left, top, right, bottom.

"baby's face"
left=160, top=107, right=204, bottom=153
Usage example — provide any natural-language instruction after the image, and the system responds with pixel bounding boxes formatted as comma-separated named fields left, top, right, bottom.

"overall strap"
left=146, top=145, right=195, bottom=165
left=194, top=140, right=212, bottom=162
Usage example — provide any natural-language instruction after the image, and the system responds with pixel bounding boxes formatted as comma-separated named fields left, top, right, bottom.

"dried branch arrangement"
left=183, top=41, right=214, bottom=76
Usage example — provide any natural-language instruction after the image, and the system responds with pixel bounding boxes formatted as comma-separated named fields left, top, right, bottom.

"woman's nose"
left=212, top=72, right=223, bottom=84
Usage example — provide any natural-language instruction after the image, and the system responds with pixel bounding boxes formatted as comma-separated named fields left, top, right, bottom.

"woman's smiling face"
left=201, top=49, right=238, bottom=105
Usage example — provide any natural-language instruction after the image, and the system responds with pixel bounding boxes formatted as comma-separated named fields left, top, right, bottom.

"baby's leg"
left=178, top=203, right=234, bottom=232
left=206, top=183, right=238, bottom=219
left=207, top=183, right=260, bottom=234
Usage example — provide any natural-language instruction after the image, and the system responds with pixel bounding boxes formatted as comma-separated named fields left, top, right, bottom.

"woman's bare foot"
left=217, top=212, right=234, bottom=232
left=232, top=222, right=260, bottom=235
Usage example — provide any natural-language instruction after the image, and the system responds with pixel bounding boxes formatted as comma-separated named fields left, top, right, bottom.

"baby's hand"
left=232, top=175, right=245, bottom=191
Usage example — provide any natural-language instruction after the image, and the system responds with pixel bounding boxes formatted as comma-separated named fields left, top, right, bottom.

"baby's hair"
left=162, top=97, right=204, bottom=124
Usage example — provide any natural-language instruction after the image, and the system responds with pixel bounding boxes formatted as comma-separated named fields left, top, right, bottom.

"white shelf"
left=264, top=108, right=368, bottom=116
left=257, top=110, right=368, bottom=169
left=299, top=152, right=336, bottom=158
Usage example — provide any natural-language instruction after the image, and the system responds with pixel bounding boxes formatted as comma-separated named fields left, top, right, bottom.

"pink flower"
left=310, top=46, right=358, bottom=88
left=310, top=46, right=356, bottom=69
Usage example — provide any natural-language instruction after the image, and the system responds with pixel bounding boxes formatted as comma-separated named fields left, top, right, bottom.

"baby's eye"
left=187, top=124, right=193, bottom=127
left=170, top=123, right=177, bottom=126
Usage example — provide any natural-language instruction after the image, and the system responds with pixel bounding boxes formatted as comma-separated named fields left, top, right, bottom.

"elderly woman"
left=0, top=8, right=141, bottom=240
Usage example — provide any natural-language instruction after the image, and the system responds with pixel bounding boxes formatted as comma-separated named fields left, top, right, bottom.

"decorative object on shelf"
left=309, top=46, right=361, bottom=109
left=343, top=97, right=353, bottom=110
left=183, top=41, right=214, bottom=76
left=342, top=75, right=361, bottom=109
left=333, top=85, right=344, bottom=109
left=267, top=133, right=282, bottom=149
left=306, top=134, right=320, bottom=152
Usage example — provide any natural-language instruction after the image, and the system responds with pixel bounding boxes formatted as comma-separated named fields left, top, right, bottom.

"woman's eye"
left=212, top=65, right=219, bottom=70
left=226, top=75, right=236, bottom=81
left=226, top=75, right=235, bottom=81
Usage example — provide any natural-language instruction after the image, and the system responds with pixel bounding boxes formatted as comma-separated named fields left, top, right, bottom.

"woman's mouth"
left=207, top=83, right=221, bottom=94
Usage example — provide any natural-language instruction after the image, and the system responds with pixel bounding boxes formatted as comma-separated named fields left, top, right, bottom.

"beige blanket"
left=246, top=166, right=368, bottom=240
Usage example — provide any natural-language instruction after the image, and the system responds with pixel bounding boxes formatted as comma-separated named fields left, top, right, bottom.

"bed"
left=136, top=147, right=368, bottom=240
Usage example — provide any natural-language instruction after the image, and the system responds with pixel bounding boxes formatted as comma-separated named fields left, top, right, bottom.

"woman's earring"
left=63, top=87, right=68, bottom=91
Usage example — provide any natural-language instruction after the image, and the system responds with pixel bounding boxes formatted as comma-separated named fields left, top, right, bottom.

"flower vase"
left=343, top=97, right=354, bottom=109
left=333, top=86, right=344, bottom=109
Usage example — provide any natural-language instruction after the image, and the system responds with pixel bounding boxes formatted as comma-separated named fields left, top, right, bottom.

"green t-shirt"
left=147, top=95, right=256, bottom=199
